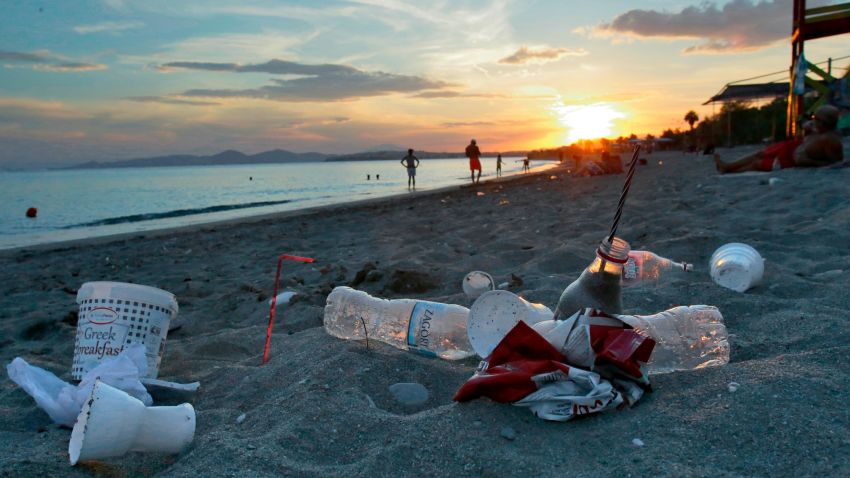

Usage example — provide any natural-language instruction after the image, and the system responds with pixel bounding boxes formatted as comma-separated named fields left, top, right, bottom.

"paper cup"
left=69, top=380, right=195, bottom=465
left=468, top=290, right=553, bottom=358
left=73, top=282, right=178, bottom=380
left=462, top=271, right=495, bottom=299
left=709, top=243, right=764, bottom=292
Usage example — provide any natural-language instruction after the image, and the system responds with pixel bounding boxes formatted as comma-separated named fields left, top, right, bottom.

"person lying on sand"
left=714, top=105, right=843, bottom=174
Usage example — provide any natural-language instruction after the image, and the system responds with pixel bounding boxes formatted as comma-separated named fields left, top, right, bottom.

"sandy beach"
left=2, top=147, right=850, bottom=477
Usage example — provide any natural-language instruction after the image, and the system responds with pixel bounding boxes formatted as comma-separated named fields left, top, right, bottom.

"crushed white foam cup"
left=709, top=243, right=764, bottom=292
left=462, top=271, right=495, bottom=299
left=468, top=290, right=553, bottom=358
left=69, top=380, right=195, bottom=465
left=74, top=282, right=178, bottom=380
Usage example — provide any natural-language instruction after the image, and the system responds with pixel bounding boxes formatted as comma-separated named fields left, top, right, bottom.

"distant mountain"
left=63, top=149, right=330, bottom=169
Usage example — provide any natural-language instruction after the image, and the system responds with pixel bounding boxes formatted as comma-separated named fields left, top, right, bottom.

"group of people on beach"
left=714, top=105, right=844, bottom=173
left=401, top=139, right=522, bottom=189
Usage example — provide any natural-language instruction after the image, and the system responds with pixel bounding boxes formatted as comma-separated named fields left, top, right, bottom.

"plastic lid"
left=467, top=290, right=552, bottom=358
left=76, top=281, right=178, bottom=313
left=462, top=271, right=494, bottom=299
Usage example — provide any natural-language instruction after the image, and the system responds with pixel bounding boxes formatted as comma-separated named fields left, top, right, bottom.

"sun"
left=551, top=99, right=625, bottom=144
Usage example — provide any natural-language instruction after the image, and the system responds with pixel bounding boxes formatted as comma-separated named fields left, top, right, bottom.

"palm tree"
left=684, top=110, right=699, bottom=131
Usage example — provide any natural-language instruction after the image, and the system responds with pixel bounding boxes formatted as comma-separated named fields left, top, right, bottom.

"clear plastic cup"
left=709, top=243, right=764, bottom=292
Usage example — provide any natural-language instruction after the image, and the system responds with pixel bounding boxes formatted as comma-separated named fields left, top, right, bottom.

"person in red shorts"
left=465, top=139, right=482, bottom=184
left=714, top=105, right=843, bottom=174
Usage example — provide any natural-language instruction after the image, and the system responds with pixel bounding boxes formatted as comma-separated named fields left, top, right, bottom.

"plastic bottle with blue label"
left=323, top=286, right=474, bottom=360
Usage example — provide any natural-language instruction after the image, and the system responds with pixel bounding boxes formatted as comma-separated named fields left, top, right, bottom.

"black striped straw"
left=607, top=145, right=641, bottom=244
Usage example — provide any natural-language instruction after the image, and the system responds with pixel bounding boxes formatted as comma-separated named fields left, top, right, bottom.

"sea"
left=0, top=157, right=544, bottom=250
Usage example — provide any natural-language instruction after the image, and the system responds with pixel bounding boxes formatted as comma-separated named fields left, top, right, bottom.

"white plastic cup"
left=709, top=243, right=764, bottom=292
left=73, top=282, right=178, bottom=380
left=462, top=271, right=495, bottom=299
left=69, top=380, right=195, bottom=465
left=467, top=290, right=553, bottom=358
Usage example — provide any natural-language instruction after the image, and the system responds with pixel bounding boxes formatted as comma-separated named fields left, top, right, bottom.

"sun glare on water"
left=552, top=99, right=625, bottom=144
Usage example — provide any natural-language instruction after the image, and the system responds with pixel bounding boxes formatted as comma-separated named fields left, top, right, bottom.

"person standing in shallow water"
left=496, top=154, right=503, bottom=177
left=400, top=148, right=420, bottom=189
left=465, top=139, right=482, bottom=184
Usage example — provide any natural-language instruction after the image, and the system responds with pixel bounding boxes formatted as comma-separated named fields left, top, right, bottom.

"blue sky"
left=0, top=0, right=847, bottom=167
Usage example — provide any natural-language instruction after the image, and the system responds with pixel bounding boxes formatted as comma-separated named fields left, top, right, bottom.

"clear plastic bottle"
left=616, top=305, right=729, bottom=374
left=555, top=236, right=630, bottom=320
left=323, top=286, right=474, bottom=360
left=622, top=250, right=693, bottom=287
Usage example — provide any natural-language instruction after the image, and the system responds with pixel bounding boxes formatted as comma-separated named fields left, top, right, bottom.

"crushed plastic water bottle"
left=616, top=305, right=730, bottom=374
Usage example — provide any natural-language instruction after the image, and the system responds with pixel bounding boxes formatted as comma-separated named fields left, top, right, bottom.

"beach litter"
left=709, top=243, right=764, bottom=292
left=467, top=290, right=552, bottom=358
left=73, top=281, right=179, bottom=380
left=622, top=250, right=693, bottom=287
left=263, top=254, right=315, bottom=365
left=324, top=286, right=473, bottom=360
left=6, top=344, right=153, bottom=427
left=268, top=291, right=297, bottom=306
left=454, top=317, right=653, bottom=422
left=462, top=270, right=495, bottom=299
left=69, top=380, right=195, bottom=466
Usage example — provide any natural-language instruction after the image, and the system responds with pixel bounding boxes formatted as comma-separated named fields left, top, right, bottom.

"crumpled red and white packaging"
left=454, top=309, right=655, bottom=421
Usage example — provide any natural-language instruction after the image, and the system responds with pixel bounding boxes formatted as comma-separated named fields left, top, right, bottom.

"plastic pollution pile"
left=452, top=238, right=730, bottom=421
left=6, top=282, right=199, bottom=465
left=322, top=147, right=734, bottom=422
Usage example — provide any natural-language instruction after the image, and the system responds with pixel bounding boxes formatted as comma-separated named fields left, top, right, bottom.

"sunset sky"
left=1, top=0, right=848, bottom=167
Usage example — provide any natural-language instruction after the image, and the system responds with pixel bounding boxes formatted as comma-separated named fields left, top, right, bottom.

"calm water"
left=0, top=157, right=542, bottom=249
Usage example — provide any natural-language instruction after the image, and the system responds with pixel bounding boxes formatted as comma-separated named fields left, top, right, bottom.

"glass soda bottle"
left=555, top=236, right=630, bottom=320
left=323, top=286, right=474, bottom=360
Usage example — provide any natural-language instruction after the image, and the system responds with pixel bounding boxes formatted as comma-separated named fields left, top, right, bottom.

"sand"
left=2, top=147, right=849, bottom=477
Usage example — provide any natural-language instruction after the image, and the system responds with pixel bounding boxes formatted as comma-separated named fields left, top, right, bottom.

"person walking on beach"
left=714, top=105, right=843, bottom=173
left=465, top=139, right=482, bottom=184
left=400, top=148, right=420, bottom=189
left=522, top=157, right=530, bottom=173
left=496, top=154, right=503, bottom=177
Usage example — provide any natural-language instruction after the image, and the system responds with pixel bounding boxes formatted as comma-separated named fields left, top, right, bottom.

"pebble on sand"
left=389, top=382, right=429, bottom=406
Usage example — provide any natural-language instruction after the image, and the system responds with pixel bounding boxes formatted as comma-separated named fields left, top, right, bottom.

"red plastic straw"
left=262, top=254, right=315, bottom=364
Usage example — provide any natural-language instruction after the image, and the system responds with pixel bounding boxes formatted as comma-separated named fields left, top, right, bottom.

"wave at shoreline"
left=65, top=199, right=298, bottom=228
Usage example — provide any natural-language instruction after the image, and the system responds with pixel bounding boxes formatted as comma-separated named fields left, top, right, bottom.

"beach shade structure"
left=787, top=0, right=850, bottom=137
left=262, top=254, right=315, bottom=364
left=69, top=380, right=195, bottom=465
